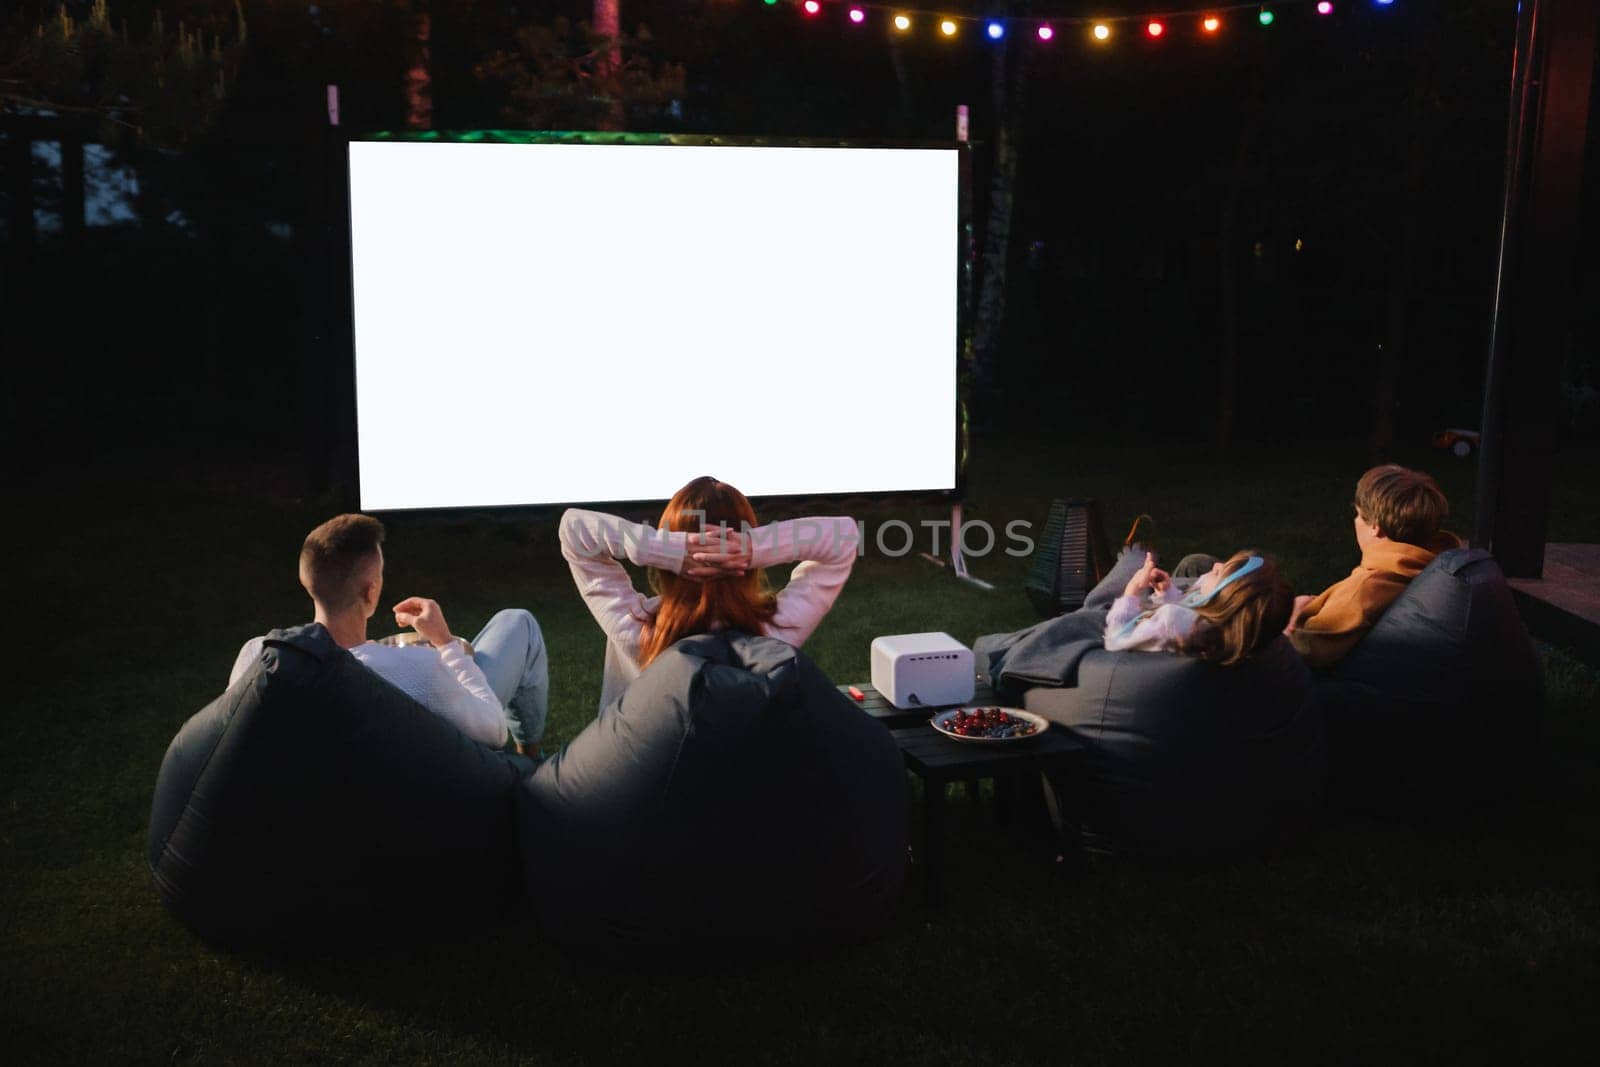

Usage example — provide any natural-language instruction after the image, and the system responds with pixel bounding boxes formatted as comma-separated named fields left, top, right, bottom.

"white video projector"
left=870, top=632, right=976, bottom=710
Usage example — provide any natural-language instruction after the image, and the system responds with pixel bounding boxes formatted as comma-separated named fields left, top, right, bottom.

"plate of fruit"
left=931, top=706, right=1049, bottom=743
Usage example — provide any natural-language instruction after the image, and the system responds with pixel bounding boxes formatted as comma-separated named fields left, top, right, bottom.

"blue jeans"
left=471, top=609, right=549, bottom=750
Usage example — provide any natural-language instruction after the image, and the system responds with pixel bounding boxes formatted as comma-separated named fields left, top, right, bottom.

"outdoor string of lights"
left=761, top=0, right=1399, bottom=42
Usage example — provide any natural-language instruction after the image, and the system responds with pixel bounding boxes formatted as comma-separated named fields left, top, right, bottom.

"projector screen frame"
left=339, top=130, right=974, bottom=521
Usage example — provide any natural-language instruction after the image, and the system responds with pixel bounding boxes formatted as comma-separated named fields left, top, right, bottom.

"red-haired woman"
left=560, top=476, right=859, bottom=710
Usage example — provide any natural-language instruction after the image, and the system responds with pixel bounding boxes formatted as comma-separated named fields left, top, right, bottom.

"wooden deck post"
left=1473, top=0, right=1598, bottom=577
left=5, top=126, right=35, bottom=250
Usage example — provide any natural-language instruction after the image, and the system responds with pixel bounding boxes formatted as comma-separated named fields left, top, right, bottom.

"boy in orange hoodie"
left=1287, top=464, right=1462, bottom=669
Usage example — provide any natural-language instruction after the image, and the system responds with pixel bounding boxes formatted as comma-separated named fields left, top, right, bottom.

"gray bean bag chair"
left=516, top=631, right=908, bottom=953
left=1313, top=547, right=1542, bottom=815
left=148, top=624, right=535, bottom=950
left=1022, top=637, right=1324, bottom=861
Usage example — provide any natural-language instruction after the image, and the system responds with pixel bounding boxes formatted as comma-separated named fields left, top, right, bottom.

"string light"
left=763, top=2, right=1389, bottom=44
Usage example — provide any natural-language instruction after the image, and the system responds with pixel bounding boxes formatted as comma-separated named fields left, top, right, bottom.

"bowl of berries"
left=931, top=706, right=1049, bottom=743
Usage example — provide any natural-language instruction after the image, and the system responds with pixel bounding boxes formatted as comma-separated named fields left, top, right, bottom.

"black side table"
left=836, top=681, right=1000, bottom=728
left=890, top=725, right=1085, bottom=905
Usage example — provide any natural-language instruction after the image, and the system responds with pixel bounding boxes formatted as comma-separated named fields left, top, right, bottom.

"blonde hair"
left=1180, top=551, right=1293, bottom=666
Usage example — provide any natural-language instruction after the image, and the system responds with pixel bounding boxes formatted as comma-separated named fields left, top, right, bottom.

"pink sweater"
left=559, top=509, right=860, bottom=710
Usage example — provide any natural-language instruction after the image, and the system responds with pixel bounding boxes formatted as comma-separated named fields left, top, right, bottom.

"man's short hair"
left=299, top=513, right=385, bottom=612
left=1354, top=465, right=1448, bottom=545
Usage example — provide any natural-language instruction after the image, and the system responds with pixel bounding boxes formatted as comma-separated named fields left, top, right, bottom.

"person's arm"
left=1153, top=582, right=1184, bottom=606
left=1287, top=616, right=1364, bottom=669
left=389, top=596, right=507, bottom=746
left=430, top=639, right=508, bottom=747
left=1287, top=575, right=1396, bottom=669
left=1104, top=602, right=1198, bottom=653
left=559, top=509, right=690, bottom=653
left=228, top=636, right=266, bottom=687
left=1101, top=550, right=1179, bottom=651
left=1104, top=594, right=1145, bottom=637
left=1284, top=594, right=1317, bottom=633
left=748, top=516, right=860, bottom=646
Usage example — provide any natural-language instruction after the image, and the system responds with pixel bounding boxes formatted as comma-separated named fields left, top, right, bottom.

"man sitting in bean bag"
left=230, top=513, right=549, bottom=753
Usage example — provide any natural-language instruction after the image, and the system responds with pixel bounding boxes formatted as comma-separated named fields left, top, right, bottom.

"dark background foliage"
left=5, top=0, right=1594, bottom=470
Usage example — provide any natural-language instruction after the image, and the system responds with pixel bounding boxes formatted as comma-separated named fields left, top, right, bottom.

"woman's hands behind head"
left=684, top=526, right=752, bottom=580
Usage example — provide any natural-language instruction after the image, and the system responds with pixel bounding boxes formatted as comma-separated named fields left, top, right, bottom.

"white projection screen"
left=347, top=139, right=960, bottom=511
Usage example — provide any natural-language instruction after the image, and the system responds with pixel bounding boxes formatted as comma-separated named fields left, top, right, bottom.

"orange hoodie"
left=1288, top=530, right=1462, bottom=669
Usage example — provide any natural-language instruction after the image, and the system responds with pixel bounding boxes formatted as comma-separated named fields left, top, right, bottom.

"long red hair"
left=639, top=476, right=779, bottom=667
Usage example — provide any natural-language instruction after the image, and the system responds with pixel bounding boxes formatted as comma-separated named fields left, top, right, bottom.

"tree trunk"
left=60, top=134, right=85, bottom=243
left=5, top=128, right=35, bottom=249
left=1216, top=55, right=1266, bottom=458
left=1370, top=55, right=1430, bottom=462
left=593, top=0, right=624, bottom=130
left=971, top=37, right=1027, bottom=426
left=405, top=8, right=433, bottom=131
left=887, top=38, right=914, bottom=134
left=1216, top=121, right=1249, bottom=456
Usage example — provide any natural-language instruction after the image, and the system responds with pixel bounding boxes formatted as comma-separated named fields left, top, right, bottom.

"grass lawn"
left=4, top=435, right=1597, bottom=1064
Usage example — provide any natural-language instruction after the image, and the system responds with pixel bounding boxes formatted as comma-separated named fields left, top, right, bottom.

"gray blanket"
left=973, top=607, right=1112, bottom=704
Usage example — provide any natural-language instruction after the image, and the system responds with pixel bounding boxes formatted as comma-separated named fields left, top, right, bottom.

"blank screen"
left=348, top=140, right=959, bottom=510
